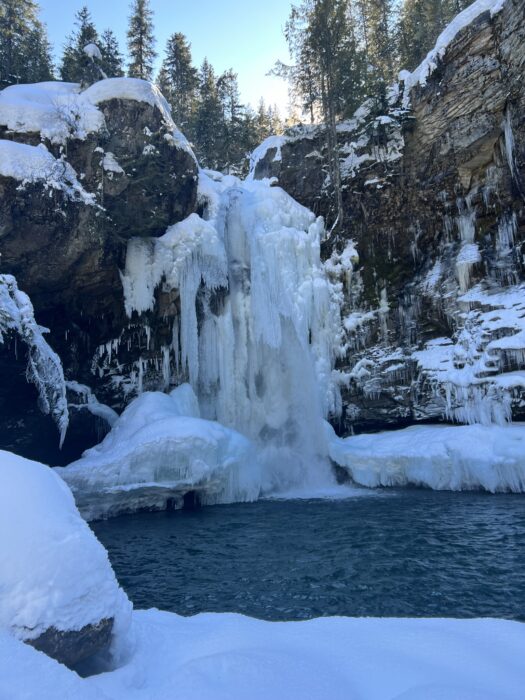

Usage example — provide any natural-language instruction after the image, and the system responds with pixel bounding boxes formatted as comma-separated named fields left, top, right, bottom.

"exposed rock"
left=0, top=80, right=198, bottom=462
left=26, top=618, right=113, bottom=670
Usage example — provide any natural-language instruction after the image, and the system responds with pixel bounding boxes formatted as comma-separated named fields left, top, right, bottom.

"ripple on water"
left=92, top=489, right=525, bottom=621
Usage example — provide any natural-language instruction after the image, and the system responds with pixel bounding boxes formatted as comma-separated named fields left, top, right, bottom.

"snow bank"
left=0, top=450, right=130, bottom=640
left=0, top=81, right=103, bottom=143
left=0, top=274, right=68, bottom=445
left=0, top=78, right=195, bottom=157
left=0, top=140, right=95, bottom=203
left=400, top=0, right=507, bottom=106
left=1, top=611, right=524, bottom=699
left=327, top=421, right=525, bottom=492
left=56, top=384, right=261, bottom=520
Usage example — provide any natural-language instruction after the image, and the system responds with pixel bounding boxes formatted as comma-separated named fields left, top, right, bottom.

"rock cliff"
left=252, top=0, right=525, bottom=433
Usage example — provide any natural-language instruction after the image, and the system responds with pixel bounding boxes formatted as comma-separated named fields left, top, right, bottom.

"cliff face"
left=252, top=0, right=525, bottom=433
left=0, top=80, right=198, bottom=463
left=1, top=2, right=524, bottom=465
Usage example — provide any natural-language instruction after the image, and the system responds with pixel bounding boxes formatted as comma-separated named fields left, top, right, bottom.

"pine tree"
left=60, top=6, right=100, bottom=85
left=217, top=69, right=245, bottom=170
left=193, top=58, right=224, bottom=169
left=127, top=0, right=157, bottom=80
left=159, top=33, right=198, bottom=131
left=0, top=0, right=53, bottom=86
left=397, top=0, right=471, bottom=71
left=100, top=29, right=124, bottom=78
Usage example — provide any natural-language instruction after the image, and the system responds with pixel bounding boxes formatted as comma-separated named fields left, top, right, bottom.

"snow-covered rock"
left=56, top=385, right=261, bottom=520
left=327, top=421, right=525, bottom=492
left=0, top=450, right=130, bottom=665
left=0, top=275, right=68, bottom=445
left=400, top=0, right=507, bottom=106
left=1, top=611, right=524, bottom=699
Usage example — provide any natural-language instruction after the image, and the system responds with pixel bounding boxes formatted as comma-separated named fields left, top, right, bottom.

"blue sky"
left=38, top=0, right=293, bottom=114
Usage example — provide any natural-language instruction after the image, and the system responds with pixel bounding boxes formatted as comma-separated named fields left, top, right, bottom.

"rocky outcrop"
left=0, top=80, right=198, bottom=463
left=252, top=0, right=525, bottom=434
left=27, top=618, right=113, bottom=669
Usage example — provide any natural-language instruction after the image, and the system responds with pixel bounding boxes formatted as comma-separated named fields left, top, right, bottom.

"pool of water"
left=92, top=489, right=525, bottom=621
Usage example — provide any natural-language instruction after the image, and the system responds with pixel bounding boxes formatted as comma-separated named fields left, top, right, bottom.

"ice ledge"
left=326, top=421, right=525, bottom=492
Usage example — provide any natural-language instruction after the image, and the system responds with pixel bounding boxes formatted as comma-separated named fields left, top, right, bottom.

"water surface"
left=92, top=489, right=525, bottom=620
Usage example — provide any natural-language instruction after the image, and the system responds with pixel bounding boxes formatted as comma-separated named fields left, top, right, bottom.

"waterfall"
left=120, top=172, right=342, bottom=493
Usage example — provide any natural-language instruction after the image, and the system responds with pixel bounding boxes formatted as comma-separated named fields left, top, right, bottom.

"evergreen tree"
left=159, top=33, right=198, bottom=131
left=193, top=58, right=224, bottom=169
left=217, top=69, right=246, bottom=170
left=60, top=6, right=100, bottom=85
left=285, top=0, right=364, bottom=232
left=0, top=0, right=53, bottom=86
left=127, top=0, right=157, bottom=80
left=397, top=0, right=471, bottom=71
left=100, top=29, right=124, bottom=77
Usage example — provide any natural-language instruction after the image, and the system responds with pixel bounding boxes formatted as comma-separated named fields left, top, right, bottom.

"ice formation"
left=117, top=173, right=342, bottom=496
left=0, top=275, right=68, bottom=445
left=326, top=421, right=525, bottom=492
left=57, top=385, right=261, bottom=520
left=0, top=450, right=130, bottom=640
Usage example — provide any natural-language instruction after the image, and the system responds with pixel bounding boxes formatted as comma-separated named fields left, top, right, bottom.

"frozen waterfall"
left=61, top=172, right=344, bottom=516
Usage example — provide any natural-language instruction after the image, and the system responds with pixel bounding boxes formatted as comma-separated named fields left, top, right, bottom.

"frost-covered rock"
left=56, top=385, right=261, bottom=520
left=0, top=275, right=68, bottom=445
left=0, top=450, right=130, bottom=665
left=326, top=421, right=525, bottom=492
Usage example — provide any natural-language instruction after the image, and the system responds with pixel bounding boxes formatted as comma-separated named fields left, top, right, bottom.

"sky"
left=38, top=0, right=294, bottom=115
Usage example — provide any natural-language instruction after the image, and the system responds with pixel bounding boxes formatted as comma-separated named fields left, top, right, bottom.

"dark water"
left=92, top=490, right=525, bottom=621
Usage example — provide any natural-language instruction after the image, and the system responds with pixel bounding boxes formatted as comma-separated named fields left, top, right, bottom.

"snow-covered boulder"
left=56, top=385, right=261, bottom=520
left=0, top=450, right=130, bottom=667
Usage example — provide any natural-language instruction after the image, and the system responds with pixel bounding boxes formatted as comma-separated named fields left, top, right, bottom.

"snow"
left=401, top=0, right=507, bottom=107
left=0, top=81, right=103, bottom=143
left=0, top=78, right=195, bottom=157
left=83, top=43, right=102, bottom=61
left=83, top=78, right=195, bottom=157
left=56, top=385, right=261, bottom=520
left=326, top=421, right=525, bottom=492
left=101, top=151, right=124, bottom=176
left=247, top=134, right=286, bottom=179
left=0, top=275, right=69, bottom=445
left=66, top=381, right=119, bottom=428
left=412, top=282, right=525, bottom=425
left=0, top=450, right=130, bottom=641
left=1, top=611, right=524, bottom=699
left=0, top=140, right=95, bottom=204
